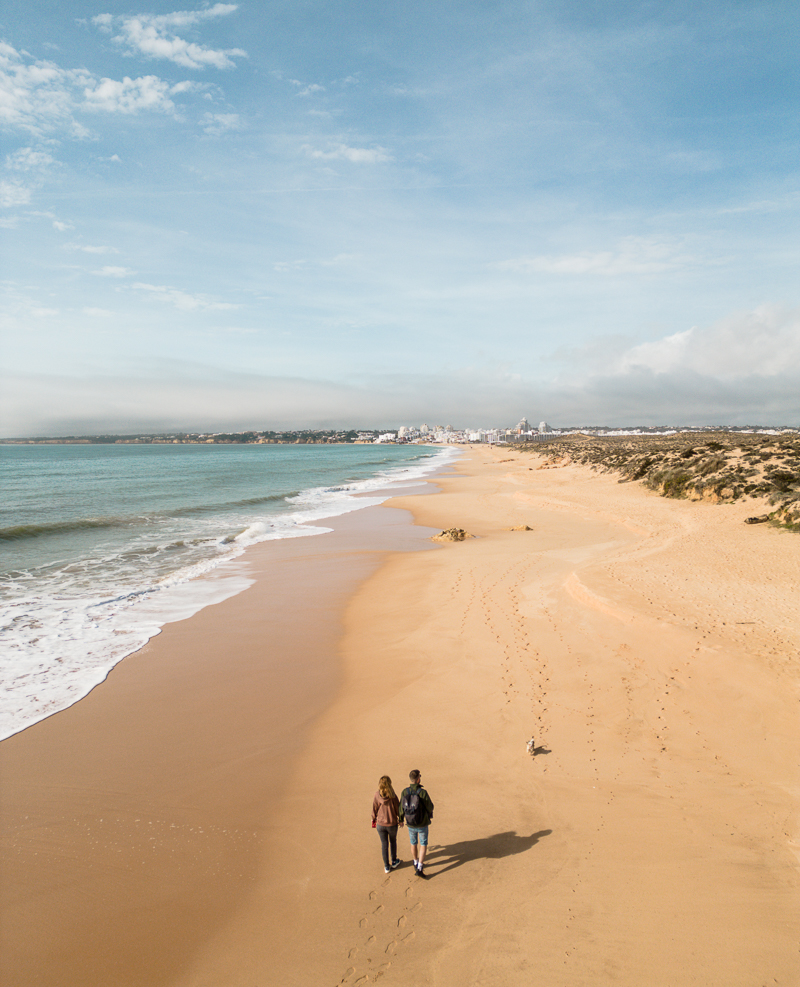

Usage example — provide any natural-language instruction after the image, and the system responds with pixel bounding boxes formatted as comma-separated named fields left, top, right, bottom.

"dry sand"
left=2, top=445, right=799, bottom=986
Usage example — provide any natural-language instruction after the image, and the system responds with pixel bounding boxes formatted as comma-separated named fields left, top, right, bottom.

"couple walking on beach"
left=371, top=770, right=434, bottom=878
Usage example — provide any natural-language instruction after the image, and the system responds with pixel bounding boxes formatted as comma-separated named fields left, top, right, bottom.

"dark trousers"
left=377, top=825, right=398, bottom=868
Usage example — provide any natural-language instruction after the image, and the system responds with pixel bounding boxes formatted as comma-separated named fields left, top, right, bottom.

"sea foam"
left=0, top=446, right=457, bottom=740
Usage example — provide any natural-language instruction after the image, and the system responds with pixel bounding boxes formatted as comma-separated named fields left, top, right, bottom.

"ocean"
left=0, top=442, right=456, bottom=741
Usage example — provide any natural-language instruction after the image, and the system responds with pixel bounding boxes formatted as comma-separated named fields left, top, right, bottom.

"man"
left=399, top=769, right=434, bottom=877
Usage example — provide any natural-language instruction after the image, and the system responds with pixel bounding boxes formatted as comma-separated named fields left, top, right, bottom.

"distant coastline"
left=3, top=422, right=798, bottom=445
left=1, top=429, right=389, bottom=446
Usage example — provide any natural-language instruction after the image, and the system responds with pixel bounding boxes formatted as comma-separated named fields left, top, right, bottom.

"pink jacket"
left=372, top=792, right=400, bottom=827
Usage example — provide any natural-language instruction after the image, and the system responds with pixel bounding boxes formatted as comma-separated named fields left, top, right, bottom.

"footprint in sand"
left=374, top=962, right=392, bottom=979
left=347, top=947, right=358, bottom=959
left=366, top=934, right=376, bottom=945
left=339, top=966, right=355, bottom=983
left=402, top=932, right=416, bottom=943
left=397, top=915, right=407, bottom=928
left=386, top=940, right=397, bottom=955
left=358, top=918, right=367, bottom=929
left=373, top=904, right=384, bottom=915
left=409, top=902, right=422, bottom=912
left=368, top=890, right=377, bottom=900
left=404, top=886, right=414, bottom=898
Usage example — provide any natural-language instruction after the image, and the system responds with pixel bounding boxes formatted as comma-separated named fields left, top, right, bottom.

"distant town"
left=4, top=418, right=799, bottom=445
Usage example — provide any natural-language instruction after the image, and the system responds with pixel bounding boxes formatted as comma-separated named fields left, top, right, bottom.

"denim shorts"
left=406, top=825, right=428, bottom=846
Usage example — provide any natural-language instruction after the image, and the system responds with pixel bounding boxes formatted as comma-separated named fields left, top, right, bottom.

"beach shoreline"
left=2, top=445, right=799, bottom=986
left=0, top=490, right=444, bottom=987
left=0, top=441, right=455, bottom=743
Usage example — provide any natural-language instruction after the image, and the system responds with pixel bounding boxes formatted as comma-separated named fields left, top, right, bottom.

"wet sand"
left=2, top=446, right=799, bottom=986
left=0, top=500, right=438, bottom=986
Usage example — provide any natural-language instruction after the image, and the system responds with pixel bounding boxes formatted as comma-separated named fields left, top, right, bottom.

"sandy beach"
left=2, top=445, right=799, bottom=986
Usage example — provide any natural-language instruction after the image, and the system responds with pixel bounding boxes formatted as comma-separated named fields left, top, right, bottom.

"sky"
left=1, top=0, right=799, bottom=435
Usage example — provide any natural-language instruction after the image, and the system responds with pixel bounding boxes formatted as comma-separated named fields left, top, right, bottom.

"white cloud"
left=525, top=304, right=800, bottom=426
left=93, top=6, right=246, bottom=70
left=1, top=146, right=56, bottom=210
left=0, top=180, right=32, bottom=207
left=52, top=220, right=74, bottom=231
left=497, top=236, right=696, bottom=277
left=616, top=305, right=800, bottom=379
left=66, top=243, right=119, bottom=254
left=83, top=75, right=199, bottom=114
left=301, top=143, right=393, bottom=164
left=92, top=266, right=135, bottom=277
left=132, top=281, right=239, bottom=311
left=294, top=83, right=325, bottom=97
left=5, top=147, right=55, bottom=171
left=30, top=307, right=59, bottom=317
left=0, top=41, right=91, bottom=136
left=201, top=111, right=241, bottom=135
left=82, top=307, right=114, bottom=317
left=0, top=42, right=200, bottom=136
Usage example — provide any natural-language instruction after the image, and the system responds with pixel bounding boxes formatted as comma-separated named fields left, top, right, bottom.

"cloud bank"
left=3, top=305, right=798, bottom=436
left=615, top=305, right=799, bottom=379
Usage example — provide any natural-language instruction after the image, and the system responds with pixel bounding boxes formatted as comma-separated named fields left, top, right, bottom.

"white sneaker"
left=384, top=867, right=391, bottom=873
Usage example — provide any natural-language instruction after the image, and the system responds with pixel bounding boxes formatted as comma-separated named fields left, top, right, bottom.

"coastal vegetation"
left=523, top=432, right=800, bottom=530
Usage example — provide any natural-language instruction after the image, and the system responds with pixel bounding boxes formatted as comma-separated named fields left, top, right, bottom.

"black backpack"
left=402, top=787, right=425, bottom=826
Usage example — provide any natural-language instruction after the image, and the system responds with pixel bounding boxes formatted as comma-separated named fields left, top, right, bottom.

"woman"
left=372, top=775, right=403, bottom=873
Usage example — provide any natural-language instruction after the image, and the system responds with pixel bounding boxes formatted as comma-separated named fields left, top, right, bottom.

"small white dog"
left=526, top=737, right=537, bottom=756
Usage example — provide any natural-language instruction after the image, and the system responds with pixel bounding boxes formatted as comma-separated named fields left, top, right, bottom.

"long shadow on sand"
left=423, top=829, right=552, bottom=877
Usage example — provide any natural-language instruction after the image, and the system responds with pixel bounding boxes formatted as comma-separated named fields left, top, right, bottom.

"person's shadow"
left=423, top=829, right=552, bottom=877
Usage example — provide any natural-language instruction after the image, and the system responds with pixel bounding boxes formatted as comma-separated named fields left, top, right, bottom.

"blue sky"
left=1, top=0, right=799, bottom=434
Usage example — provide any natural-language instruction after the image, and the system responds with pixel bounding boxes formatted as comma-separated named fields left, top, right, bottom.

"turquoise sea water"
left=0, top=442, right=455, bottom=739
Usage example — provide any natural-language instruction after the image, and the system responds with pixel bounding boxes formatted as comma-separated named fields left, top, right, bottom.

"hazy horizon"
left=2, top=1, right=799, bottom=435
left=4, top=419, right=799, bottom=442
